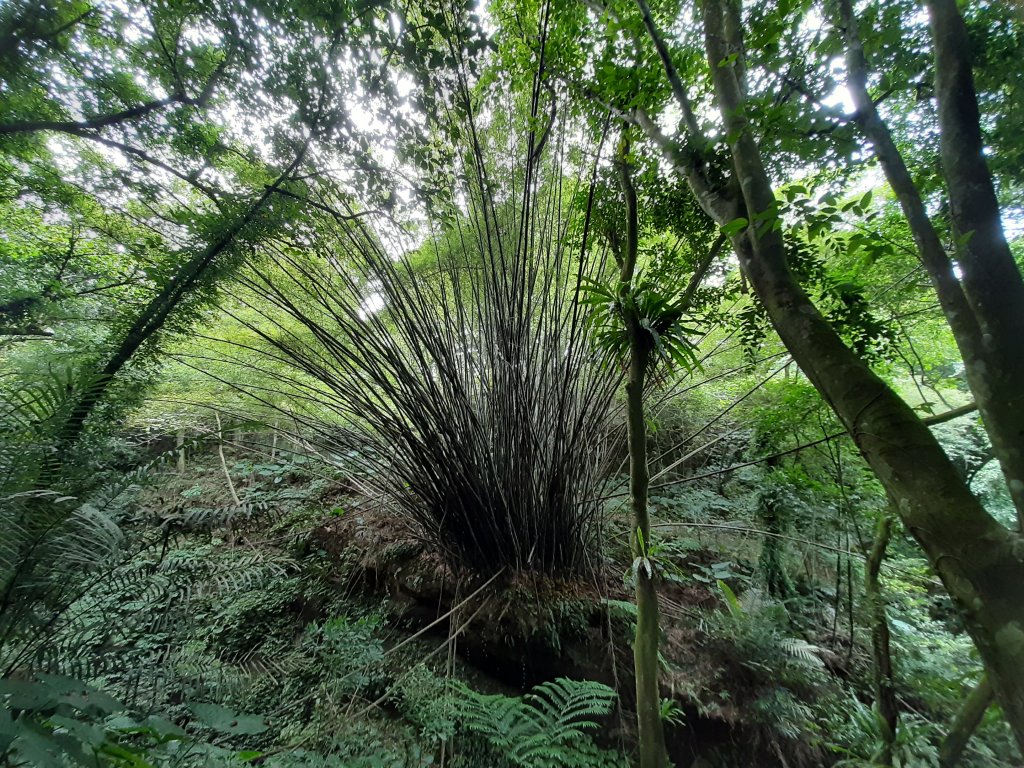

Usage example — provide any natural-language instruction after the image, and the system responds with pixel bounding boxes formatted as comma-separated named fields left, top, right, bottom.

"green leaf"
left=717, top=579, right=743, bottom=617
left=48, top=715, right=104, bottom=749
left=0, top=679, right=56, bottom=710
left=7, top=726, right=67, bottom=768
left=721, top=217, right=749, bottom=236
left=0, top=676, right=122, bottom=716
left=189, top=703, right=269, bottom=736
left=956, top=230, right=975, bottom=249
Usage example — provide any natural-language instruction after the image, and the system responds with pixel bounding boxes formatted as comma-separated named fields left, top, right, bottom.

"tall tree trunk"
left=673, top=0, right=1024, bottom=748
left=838, top=0, right=1024, bottom=524
left=865, top=514, right=897, bottom=765
left=926, top=0, right=1024, bottom=523
left=618, top=140, right=669, bottom=768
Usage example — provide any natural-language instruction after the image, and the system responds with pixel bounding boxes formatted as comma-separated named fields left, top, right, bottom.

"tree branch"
left=41, top=125, right=221, bottom=202
left=0, top=96, right=185, bottom=136
left=632, top=0, right=706, bottom=149
left=632, top=108, right=740, bottom=225
left=0, top=54, right=228, bottom=137
left=681, top=231, right=726, bottom=309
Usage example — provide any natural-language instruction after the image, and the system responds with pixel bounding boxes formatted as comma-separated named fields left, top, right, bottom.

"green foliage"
left=3, top=0, right=1024, bottom=763
left=391, top=668, right=621, bottom=767
left=304, top=614, right=387, bottom=693
left=582, top=275, right=702, bottom=372
left=826, top=695, right=942, bottom=768
left=450, top=678, right=619, bottom=768
left=697, top=583, right=830, bottom=741
left=717, top=579, right=743, bottom=618
left=0, top=674, right=185, bottom=767
left=729, top=187, right=901, bottom=363
left=390, top=665, right=459, bottom=745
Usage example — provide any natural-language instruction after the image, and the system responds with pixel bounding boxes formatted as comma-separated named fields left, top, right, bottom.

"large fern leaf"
left=454, top=677, right=616, bottom=768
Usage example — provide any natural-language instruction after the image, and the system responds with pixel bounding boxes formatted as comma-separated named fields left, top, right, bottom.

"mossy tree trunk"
left=940, top=675, right=994, bottom=767
left=616, top=139, right=669, bottom=768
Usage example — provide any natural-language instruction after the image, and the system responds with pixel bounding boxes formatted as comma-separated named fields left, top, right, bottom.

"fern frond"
left=529, top=678, right=616, bottom=732
left=453, top=677, right=616, bottom=767
left=738, top=586, right=766, bottom=614
left=188, top=555, right=289, bottom=600
left=39, top=504, right=125, bottom=572
left=779, top=637, right=825, bottom=670
left=176, top=501, right=267, bottom=531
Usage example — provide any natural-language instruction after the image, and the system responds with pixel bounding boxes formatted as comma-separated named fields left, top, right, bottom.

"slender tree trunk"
left=865, top=514, right=897, bottom=765
left=618, top=139, right=669, bottom=768
left=926, top=0, right=1024, bottom=523
left=176, top=429, right=186, bottom=475
left=839, top=0, right=1024, bottom=525
left=940, top=675, right=994, bottom=768
left=627, top=339, right=666, bottom=768
left=216, top=413, right=242, bottom=508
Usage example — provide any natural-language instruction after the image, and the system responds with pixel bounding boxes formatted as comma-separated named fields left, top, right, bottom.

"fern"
left=38, top=503, right=126, bottom=572
left=453, top=677, right=617, bottom=768
left=778, top=637, right=825, bottom=670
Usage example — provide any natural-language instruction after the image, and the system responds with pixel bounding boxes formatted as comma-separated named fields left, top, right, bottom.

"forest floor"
left=101, top=442, right=866, bottom=767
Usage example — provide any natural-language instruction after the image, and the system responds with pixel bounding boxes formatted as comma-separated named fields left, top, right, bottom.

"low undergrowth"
left=2, top=436, right=1019, bottom=767
left=0, top=451, right=625, bottom=768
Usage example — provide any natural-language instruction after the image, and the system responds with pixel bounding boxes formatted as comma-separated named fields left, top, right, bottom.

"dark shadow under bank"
left=312, top=507, right=833, bottom=767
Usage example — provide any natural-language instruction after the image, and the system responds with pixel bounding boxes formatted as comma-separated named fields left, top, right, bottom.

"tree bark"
left=865, top=514, right=897, bottom=766
left=629, top=341, right=666, bottom=768
left=666, top=0, right=1024, bottom=748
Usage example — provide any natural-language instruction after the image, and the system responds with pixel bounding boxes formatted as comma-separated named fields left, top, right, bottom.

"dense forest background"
left=1, top=0, right=1023, bottom=765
